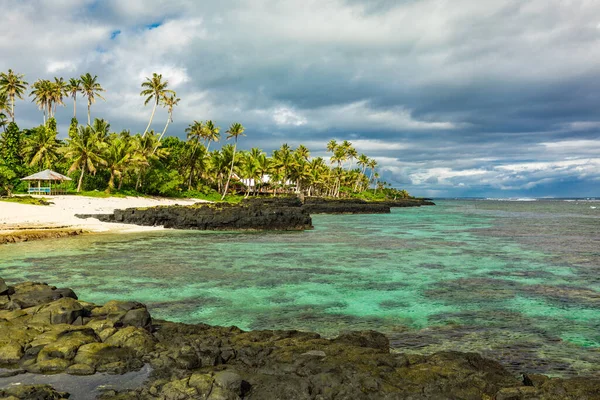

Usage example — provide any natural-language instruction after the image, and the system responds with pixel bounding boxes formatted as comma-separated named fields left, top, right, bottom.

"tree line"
left=0, top=69, right=410, bottom=200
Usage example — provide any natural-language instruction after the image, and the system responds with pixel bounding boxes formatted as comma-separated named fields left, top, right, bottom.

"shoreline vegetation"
left=1, top=70, right=413, bottom=204
left=1, top=279, right=599, bottom=399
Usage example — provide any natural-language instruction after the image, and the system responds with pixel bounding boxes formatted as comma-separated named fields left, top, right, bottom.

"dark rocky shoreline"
left=1, top=279, right=599, bottom=399
left=302, top=197, right=434, bottom=214
left=76, top=197, right=313, bottom=231
left=75, top=197, right=435, bottom=231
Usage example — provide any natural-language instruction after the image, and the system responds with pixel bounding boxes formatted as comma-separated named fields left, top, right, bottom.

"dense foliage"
left=0, top=70, right=412, bottom=200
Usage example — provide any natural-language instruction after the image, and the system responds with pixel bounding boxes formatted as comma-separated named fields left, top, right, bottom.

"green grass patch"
left=0, top=195, right=52, bottom=206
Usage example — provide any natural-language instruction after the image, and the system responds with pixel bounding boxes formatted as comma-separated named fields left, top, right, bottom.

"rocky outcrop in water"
left=302, top=197, right=434, bottom=214
left=76, top=197, right=313, bottom=231
left=1, top=279, right=599, bottom=399
left=0, top=228, right=85, bottom=245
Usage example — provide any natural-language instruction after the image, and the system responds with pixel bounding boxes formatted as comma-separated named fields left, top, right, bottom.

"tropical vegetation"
left=0, top=70, right=412, bottom=201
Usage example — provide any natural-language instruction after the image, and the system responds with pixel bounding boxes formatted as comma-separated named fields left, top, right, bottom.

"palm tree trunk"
left=11, top=95, right=14, bottom=122
left=73, top=95, right=77, bottom=119
left=107, top=171, right=115, bottom=192
left=143, top=99, right=158, bottom=137
left=87, top=101, right=91, bottom=125
left=77, top=164, right=86, bottom=192
left=221, top=141, right=237, bottom=200
left=158, top=114, right=171, bottom=142
left=152, top=115, right=171, bottom=155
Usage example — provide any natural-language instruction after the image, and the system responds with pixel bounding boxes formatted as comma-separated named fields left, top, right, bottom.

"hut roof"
left=21, top=169, right=72, bottom=181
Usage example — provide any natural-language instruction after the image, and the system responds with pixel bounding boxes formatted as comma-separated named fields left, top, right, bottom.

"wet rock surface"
left=1, top=279, right=599, bottom=400
left=76, top=197, right=313, bottom=231
left=0, top=229, right=85, bottom=245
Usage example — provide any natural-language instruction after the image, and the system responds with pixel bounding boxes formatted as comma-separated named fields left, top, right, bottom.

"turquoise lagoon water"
left=1, top=200, right=599, bottom=377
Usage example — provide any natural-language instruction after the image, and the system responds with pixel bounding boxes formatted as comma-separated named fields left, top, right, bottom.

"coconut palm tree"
left=140, top=73, right=174, bottom=137
left=157, top=93, right=180, bottom=143
left=104, top=134, right=132, bottom=192
left=66, top=78, right=82, bottom=119
left=185, top=120, right=205, bottom=189
left=51, top=77, right=68, bottom=117
left=367, top=158, right=378, bottom=190
left=0, top=70, right=28, bottom=122
left=63, top=124, right=107, bottom=192
left=202, top=120, right=220, bottom=152
left=354, top=153, right=369, bottom=192
left=30, top=79, right=52, bottom=123
left=22, top=124, right=61, bottom=169
left=80, top=73, right=105, bottom=125
left=221, top=122, right=245, bottom=199
left=326, top=139, right=338, bottom=154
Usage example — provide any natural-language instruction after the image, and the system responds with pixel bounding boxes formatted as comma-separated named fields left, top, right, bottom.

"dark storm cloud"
left=1, top=0, right=600, bottom=197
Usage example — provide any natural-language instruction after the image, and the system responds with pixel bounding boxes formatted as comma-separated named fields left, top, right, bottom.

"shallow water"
left=1, top=200, right=599, bottom=377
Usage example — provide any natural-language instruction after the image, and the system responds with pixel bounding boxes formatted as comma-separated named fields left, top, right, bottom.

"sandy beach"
left=0, top=195, right=207, bottom=235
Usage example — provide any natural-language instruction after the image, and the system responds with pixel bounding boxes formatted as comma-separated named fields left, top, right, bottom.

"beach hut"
left=21, top=169, right=72, bottom=195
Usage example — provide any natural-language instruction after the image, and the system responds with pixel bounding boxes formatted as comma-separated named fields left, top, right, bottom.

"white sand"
left=0, top=195, right=208, bottom=234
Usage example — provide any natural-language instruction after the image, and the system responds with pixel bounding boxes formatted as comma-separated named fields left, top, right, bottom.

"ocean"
left=1, top=199, right=599, bottom=377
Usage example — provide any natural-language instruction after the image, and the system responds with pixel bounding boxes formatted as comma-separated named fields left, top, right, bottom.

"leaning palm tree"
left=354, top=153, right=369, bottom=192
left=66, top=78, right=82, bottom=119
left=80, top=73, right=105, bottom=125
left=22, top=125, right=61, bottom=170
left=157, top=93, right=180, bottom=143
left=0, top=70, right=28, bottom=122
left=221, top=122, right=245, bottom=199
left=140, top=73, right=174, bottom=137
left=63, top=125, right=107, bottom=192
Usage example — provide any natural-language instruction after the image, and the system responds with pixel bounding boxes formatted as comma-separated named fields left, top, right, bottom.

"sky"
left=1, top=0, right=600, bottom=198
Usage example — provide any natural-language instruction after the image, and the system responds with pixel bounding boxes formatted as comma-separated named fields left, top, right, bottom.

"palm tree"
left=133, top=132, right=167, bottom=190
left=354, top=153, right=369, bottom=192
left=51, top=77, right=68, bottom=117
left=22, top=125, right=60, bottom=169
left=367, top=158, right=378, bottom=190
left=66, top=78, right=82, bottom=119
left=202, top=120, right=220, bottom=152
left=326, top=139, right=337, bottom=154
left=104, top=134, right=132, bottom=192
left=0, top=94, right=7, bottom=132
left=0, top=70, right=28, bottom=122
left=157, top=93, right=180, bottom=143
left=140, top=73, right=174, bottom=137
left=221, top=122, right=245, bottom=199
left=63, top=124, right=107, bottom=192
left=80, top=73, right=105, bottom=125
left=30, top=79, right=52, bottom=124
left=185, top=120, right=205, bottom=189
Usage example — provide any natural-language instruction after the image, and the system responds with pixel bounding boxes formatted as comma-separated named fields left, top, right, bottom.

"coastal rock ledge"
left=1, top=279, right=599, bottom=399
left=76, top=197, right=313, bottom=231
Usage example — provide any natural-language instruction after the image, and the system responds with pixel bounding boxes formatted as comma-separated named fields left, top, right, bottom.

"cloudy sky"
left=2, top=0, right=600, bottom=197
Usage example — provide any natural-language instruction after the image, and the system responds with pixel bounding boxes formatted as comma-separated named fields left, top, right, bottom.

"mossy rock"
left=73, top=343, right=135, bottom=369
left=37, top=328, right=99, bottom=362
left=104, top=326, right=156, bottom=355
left=0, top=341, right=23, bottom=364
left=66, top=362, right=96, bottom=375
